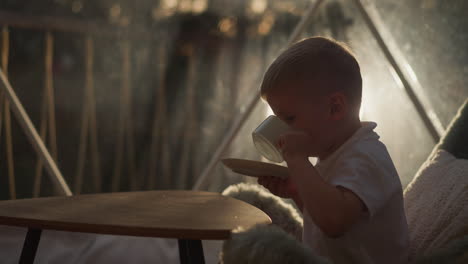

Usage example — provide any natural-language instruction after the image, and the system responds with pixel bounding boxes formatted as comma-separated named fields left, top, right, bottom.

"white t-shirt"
left=302, top=122, right=409, bottom=264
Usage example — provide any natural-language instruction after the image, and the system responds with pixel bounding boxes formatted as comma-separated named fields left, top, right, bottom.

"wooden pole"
left=75, top=36, right=102, bottom=194
left=124, top=42, right=137, bottom=191
left=0, top=64, right=72, bottom=196
left=33, top=31, right=58, bottom=197
left=112, top=40, right=132, bottom=192
left=32, top=70, right=49, bottom=197
left=45, top=32, right=58, bottom=160
left=148, top=44, right=169, bottom=190
left=85, top=36, right=101, bottom=193
left=0, top=29, right=4, bottom=145
left=157, top=49, right=172, bottom=190
left=74, top=76, right=89, bottom=194
left=2, top=26, right=16, bottom=199
left=178, top=46, right=197, bottom=189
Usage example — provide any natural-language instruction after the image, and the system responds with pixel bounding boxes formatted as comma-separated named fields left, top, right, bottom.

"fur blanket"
left=222, top=183, right=303, bottom=241
left=220, top=224, right=330, bottom=264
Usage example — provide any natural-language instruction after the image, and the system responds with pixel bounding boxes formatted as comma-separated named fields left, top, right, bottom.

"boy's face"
left=265, top=80, right=335, bottom=157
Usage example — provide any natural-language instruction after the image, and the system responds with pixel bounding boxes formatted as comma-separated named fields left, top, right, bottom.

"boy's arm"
left=257, top=176, right=304, bottom=211
left=286, top=157, right=366, bottom=238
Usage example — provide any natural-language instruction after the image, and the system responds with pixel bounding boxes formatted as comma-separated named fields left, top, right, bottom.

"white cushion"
left=404, top=150, right=468, bottom=260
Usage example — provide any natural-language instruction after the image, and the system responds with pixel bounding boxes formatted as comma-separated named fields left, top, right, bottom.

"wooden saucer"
left=221, top=158, right=288, bottom=179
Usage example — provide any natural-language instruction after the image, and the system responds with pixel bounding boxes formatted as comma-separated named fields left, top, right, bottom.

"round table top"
left=0, top=190, right=271, bottom=240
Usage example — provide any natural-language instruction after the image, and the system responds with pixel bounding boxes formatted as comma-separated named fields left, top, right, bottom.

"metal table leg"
left=19, top=228, right=42, bottom=264
left=178, top=239, right=205, bottom=264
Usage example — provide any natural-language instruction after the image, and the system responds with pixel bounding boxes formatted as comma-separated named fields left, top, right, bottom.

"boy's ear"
left=328, top=92, right=347, bottom=120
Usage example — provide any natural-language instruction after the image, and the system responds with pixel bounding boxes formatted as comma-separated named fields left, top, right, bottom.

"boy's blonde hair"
left=260, top=36, right=362, bottom=113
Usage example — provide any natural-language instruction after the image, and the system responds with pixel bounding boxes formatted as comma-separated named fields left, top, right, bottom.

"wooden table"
left=0, top=190, right=271, bottom=264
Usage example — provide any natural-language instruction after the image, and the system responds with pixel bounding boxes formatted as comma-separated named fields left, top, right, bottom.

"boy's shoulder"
left=318, top=122, right=399, bottom=182
left=345, top=133, right=392, bottom=164
left=324, top=125, right=404, bottom=216
left=335, top=123, right=388, bottom=159
left=332, top=125, right=400, bottom=181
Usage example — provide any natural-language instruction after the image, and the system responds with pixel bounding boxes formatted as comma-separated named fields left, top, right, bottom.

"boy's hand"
left=257, top=176, right=298, bottom=199
left=278, top=131, right=313, bottom=161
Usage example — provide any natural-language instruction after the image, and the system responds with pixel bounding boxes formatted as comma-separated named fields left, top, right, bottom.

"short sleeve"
left=327, top=142, right=401, bottom=218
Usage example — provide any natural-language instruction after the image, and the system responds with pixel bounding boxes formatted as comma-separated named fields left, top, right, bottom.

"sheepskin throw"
left=220, top=224, right=330, bottom=264
left=222, top=182, right=303, bottom=240
left=404, top=150, right=468, bottom=260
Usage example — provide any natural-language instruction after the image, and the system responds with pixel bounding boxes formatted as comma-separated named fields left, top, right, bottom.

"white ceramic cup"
left=252, top=115, right=292, bottom=163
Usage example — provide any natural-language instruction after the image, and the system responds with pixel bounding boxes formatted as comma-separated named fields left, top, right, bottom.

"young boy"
left=257, top=37, right=409, bottom=264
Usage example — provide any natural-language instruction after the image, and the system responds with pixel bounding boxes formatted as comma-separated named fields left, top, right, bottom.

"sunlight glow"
left=258, top=13, right=275, bottom=35
left=274, top=1, right=300, bottom=15
left=178, top=0, right=192, bottom=13
left=71, top=1, right=83, bottom=13
left=388, top=65, right=404, bottom=90
left=154, top=0, right=178, bottom=18
left=404, top=63, right=419, bottom=83
left=192, top=0, right=208, bottom=14
left=162, top=0, right=178, bottom=9
left=218, top=17, right=237, bottom=37
left=109, top=4, right=121, bottom=20
left=250, top=0, right=267, bottom=14
left=265, top=104, right=274, bottom=117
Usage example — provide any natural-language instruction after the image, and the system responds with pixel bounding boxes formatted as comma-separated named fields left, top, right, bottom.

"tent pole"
left=353, top=0, right=444, bottom=142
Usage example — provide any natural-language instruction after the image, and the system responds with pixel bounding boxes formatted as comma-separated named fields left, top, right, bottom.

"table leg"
left=19, top=228, right=42, bottom=264
left=178, top=239, right=205, bottom=264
